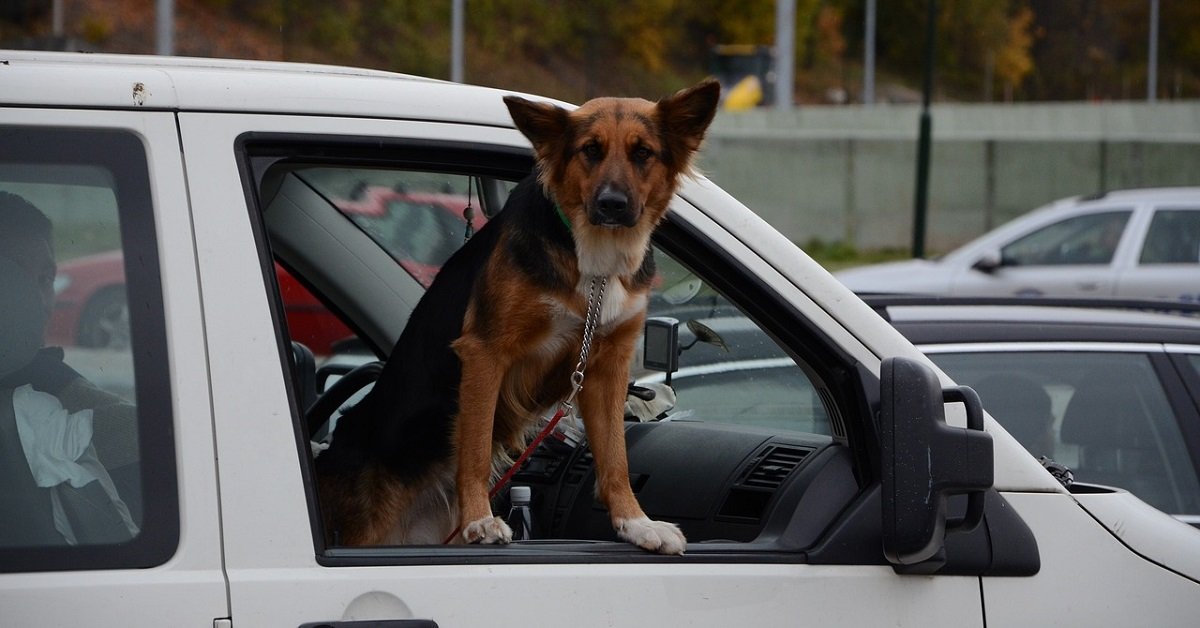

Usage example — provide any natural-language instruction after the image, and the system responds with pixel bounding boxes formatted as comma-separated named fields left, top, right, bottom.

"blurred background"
left=3, top=0, right=1199, bottom=265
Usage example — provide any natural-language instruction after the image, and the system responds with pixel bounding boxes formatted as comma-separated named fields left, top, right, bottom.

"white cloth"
left=12, top=384, right=97, bottom=489
left=11, top=384, right=138, bottom=543
left=624, top=382, right=677, bottom=422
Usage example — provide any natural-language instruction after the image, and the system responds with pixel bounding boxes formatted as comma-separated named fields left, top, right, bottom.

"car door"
left=950, top=208, right=1136, bottom=297
left=179, top=110, right=999, bottom=627
left=0, top=113, right=227, bottom=625
left=1115, top=205, right=1200, bottom=302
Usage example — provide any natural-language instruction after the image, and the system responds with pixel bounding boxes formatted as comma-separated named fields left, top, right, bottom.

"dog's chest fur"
left=536, top=277, right=646, bottom=359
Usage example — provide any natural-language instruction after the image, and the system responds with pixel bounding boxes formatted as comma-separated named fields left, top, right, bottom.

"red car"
left=336, top=187, right=483, bottom=288
left=48, top=253, right=353, bottom=356
left=47, top=187, right=482, bottom=356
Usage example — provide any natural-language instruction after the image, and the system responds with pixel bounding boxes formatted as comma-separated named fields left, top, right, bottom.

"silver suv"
left=838, top=188, right=1200, bottom=302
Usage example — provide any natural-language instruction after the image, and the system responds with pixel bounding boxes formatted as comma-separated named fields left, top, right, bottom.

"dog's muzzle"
left=590, top=186, right=638, bottom=228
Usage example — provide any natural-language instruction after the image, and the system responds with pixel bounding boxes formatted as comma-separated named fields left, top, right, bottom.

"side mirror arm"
left=971, top=250, right=1003, bottom=274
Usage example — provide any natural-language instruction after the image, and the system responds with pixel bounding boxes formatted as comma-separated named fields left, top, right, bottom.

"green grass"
left=800, top=238, right=913, bottom=272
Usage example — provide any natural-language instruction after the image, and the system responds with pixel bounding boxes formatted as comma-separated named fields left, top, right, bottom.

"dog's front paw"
left=462, top=516, right=513, bottom=545
left=615, top=517, right=686, bottom=555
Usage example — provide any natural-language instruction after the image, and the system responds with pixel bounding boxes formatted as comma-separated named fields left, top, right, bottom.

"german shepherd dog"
left=316, top=79, right=720, bottom=555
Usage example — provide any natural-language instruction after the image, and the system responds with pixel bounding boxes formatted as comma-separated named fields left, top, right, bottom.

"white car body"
left=837, top=188, right=1200, bottom=302
left=0, top=50, right=1198, bottom=628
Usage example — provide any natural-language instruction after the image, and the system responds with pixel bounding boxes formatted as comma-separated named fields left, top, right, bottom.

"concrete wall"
left=699, top=102, right=1200, bottom=252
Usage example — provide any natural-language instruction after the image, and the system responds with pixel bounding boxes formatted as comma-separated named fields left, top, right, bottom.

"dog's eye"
left=581, top=142, right=602, bottom=161
left=632, top=145, right=654, bottom=163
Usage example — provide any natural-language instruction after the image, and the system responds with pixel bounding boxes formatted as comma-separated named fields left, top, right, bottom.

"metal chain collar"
left=563, top=275, right=608, bottom=409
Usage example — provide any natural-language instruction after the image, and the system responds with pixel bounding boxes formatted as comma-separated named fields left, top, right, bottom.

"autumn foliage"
left=2, top=0, right=1197, bottom=103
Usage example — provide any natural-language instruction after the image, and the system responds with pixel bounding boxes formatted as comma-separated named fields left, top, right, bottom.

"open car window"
left=636, top=248, right=832, bottom=435
left=246, top=140, right=861, bottom=564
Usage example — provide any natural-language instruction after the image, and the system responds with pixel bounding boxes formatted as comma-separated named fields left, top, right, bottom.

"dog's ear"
left=504, top=96, right=571, bottom=167
left=656, top=79, right=721, bottom=171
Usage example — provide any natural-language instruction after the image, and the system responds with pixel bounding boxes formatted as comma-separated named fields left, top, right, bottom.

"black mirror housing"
left=880, top=357, right=993, bottom=568
left=971, top=249, right=1002, bottom=273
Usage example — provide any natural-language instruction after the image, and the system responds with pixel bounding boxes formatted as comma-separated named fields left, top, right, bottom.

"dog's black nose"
left=597, top=189, right=628, bottom=212
left=593, top=189, right=630, bottom=225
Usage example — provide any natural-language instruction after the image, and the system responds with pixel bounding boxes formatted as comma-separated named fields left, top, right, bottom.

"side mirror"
left=971, top=249, right=1002, bottom=273
left=880, top=357, right=993, bottom=568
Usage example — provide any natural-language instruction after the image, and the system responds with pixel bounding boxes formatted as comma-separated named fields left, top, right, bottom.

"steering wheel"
left=306, top=360, right=385, bottom=440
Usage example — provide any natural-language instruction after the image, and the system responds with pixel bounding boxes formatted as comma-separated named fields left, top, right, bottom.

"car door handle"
left=300, top=621, right=439, bottom=628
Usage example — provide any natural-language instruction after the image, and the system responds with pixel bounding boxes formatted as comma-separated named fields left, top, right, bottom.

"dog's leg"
left=579, top=319, right=687, bottom=555
left=451, top=334, right=513, bottom=545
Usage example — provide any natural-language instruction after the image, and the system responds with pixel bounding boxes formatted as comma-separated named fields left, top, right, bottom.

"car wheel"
left=78, top=286, right=131, bottom=350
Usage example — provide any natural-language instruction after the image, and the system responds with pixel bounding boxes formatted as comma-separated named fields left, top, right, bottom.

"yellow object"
left=723, top=75, right=763, bottom=111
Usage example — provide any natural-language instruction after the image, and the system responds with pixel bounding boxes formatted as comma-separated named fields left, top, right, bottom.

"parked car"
left=44, top=186, right=477, bottom=355
left=863, top=295, right=1200, bottom=527
left=837, top=187, right=1200, bottom=302
left=46, top=249, right=128, bottom=350
left=4, top=50, right=1200, bottom=628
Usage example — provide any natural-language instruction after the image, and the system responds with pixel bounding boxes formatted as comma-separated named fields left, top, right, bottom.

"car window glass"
left=296, top=167, right=480, bottom=289
left=0, top=128, right=177, bottom=572
left=636, top=249, right=832, bottom=435
left=259, top=163, right=506, bottom=425
left=274, top=263, right=356, bottom=357
left=1139, top=209, right=1200, bottom=265
left=930, top=351, right=1200, bottom=518
left=1000, top=210, right=1130, bottom=266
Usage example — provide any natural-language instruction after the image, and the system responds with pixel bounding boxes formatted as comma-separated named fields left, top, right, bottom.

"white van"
left=1, top=50, right=1198, bottom=628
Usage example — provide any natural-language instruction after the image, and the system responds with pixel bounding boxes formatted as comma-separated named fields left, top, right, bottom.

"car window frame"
left=237, top=133, right=873, bottom=565
left=1167, top=346, right=1200, bottom=477
left=0, top=126, right=179, bottom=573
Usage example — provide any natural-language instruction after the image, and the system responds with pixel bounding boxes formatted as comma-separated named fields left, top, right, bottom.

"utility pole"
left=775, top=0, right=795, bottom=110
left=1147, top=0, right=1159, bottom=102
left=156, top=0, right=174, bottom=56
left=912, top=0, right=936, bottom=259
left=863, top=0, right=876, bottom=104
left=451, top=0, right=464, bottom=83
left=52, top=0, right=63, bottom=38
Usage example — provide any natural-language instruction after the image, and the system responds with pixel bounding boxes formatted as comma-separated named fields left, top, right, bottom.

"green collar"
left=554, top=203, right=572, bottom=232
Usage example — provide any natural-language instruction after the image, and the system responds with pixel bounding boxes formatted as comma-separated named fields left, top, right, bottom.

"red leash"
left=442, top=403, right=570, bottom=544
left=490, top=406, right=569, bottom=500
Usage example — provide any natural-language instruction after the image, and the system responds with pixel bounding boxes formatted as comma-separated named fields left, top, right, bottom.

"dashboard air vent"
left=742, top=446, right=810, bottom=489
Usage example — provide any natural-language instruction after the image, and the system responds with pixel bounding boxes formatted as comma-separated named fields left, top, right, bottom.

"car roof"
left=1012, top=187, right=1200, bottom=222
left=0, top=49, right=565, bottom=126
left=1073, top=187, right=1200, bottom=205
left=864, top=296, right=1200, bottom=345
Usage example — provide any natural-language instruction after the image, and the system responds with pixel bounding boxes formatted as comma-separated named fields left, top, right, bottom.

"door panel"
left=181, top=111, right=984, bottom=627
left=0, top=111, right=226, bottom=625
